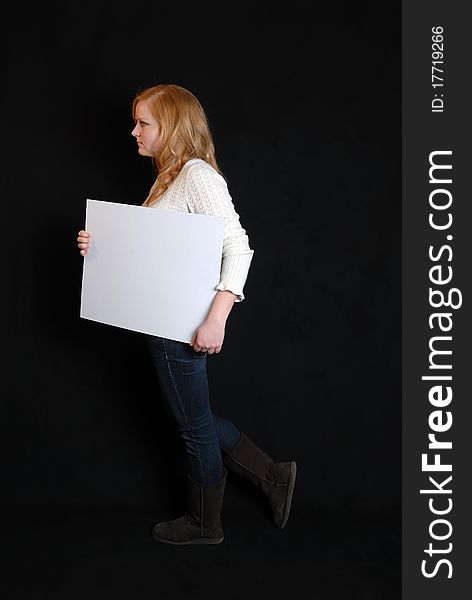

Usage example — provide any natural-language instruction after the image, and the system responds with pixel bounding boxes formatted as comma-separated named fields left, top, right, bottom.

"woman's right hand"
left=77, top=230, right=91, bottom=256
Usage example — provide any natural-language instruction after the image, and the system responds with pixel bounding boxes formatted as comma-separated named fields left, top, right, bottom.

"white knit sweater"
left=148, top=158, right=254, bottom=302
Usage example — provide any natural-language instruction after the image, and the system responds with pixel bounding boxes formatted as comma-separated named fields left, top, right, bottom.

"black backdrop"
left=1, top=3, right=400, bottom=599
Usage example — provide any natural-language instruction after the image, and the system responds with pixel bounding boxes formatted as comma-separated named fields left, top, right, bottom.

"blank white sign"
left=80, top=199, right=225, bottom=343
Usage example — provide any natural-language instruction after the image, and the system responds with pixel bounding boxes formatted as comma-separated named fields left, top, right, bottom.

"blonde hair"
left=132, top=84, right=222, bottom=206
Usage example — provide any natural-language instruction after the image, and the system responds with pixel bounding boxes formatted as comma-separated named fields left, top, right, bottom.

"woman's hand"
left=191, top=317, right=225, bottom=355
left=77, top=230, right=91, bottom=256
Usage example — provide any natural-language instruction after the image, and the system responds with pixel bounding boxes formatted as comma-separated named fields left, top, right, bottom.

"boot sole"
left=151, top=531, right=224, bottom=545
left=280, top=461, right=297, bottom=529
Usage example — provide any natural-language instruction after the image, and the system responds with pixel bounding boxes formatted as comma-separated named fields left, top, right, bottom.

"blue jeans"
left=146, top=335, right=241, bottom=485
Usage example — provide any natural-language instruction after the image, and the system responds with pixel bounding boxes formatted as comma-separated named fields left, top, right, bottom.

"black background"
left=1, top=3, right=400, bottom=599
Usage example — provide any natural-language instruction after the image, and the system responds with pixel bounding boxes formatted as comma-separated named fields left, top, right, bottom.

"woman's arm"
left=191, top=290, right=237, bottom=354
left=207, top=289, right=237, bottom=324
left=185, top=163, right=254, bottom=303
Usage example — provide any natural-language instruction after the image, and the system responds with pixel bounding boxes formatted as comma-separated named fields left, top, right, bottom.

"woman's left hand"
left=190, top=318, right=225, bottom=354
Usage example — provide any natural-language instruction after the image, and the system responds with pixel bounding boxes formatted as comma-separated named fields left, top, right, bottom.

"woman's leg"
left=146, top=335, right=223, bottom=485
left=212, top=414, right=241, bottom=455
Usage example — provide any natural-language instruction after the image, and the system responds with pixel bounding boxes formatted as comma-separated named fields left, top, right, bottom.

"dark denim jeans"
left=146, top=334, right=241, bottom=485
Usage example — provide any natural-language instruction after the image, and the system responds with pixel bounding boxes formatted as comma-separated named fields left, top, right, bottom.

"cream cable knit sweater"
left=148, top=158, right=254, bottom=302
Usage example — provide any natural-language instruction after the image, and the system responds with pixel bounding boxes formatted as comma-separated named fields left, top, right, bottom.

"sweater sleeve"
left=185, top=163, right=254, bottom=302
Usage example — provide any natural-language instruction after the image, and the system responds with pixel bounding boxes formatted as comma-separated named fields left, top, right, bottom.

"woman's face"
left=131, top=100, right=161, bottom=157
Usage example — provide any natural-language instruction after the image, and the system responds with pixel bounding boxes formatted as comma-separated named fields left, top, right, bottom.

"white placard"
left=80, top=199, right=225, bottom=343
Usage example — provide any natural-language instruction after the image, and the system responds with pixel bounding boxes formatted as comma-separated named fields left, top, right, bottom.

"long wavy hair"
left=131, top=84, right=222, bottom=206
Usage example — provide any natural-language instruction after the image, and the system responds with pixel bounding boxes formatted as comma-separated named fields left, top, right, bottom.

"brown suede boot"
left=223, top=433, right=296, bottom=529
left=151, top=468, right=227, bottom=545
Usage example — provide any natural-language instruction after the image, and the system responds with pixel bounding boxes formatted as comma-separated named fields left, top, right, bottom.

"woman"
left=77, top=83, right=297, bottom=545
